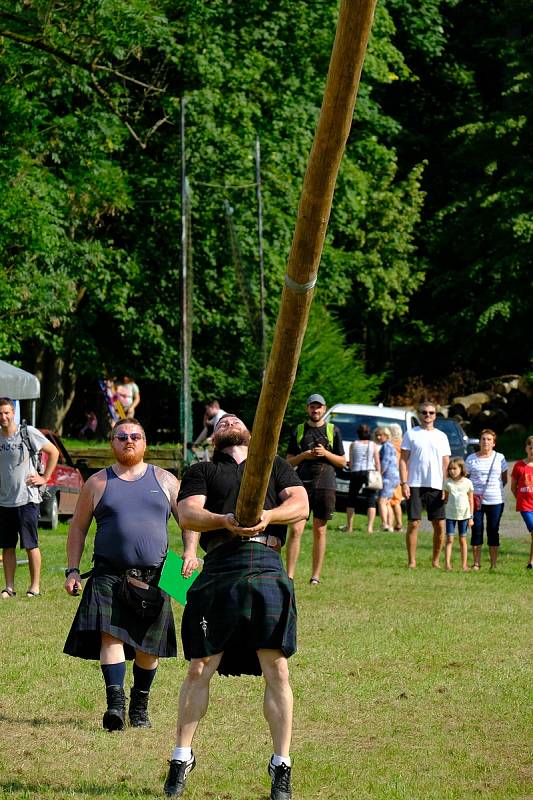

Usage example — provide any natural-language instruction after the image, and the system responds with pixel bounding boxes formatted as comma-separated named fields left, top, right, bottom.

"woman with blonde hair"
left=374, top=427, right=400, bottom=531
left=388, top=423, right=404, bottom=532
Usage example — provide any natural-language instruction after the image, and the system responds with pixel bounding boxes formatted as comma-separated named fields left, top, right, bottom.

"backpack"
left=296, top=422, right=335, bottom=449
left=20, top=421, right=51, bottom=500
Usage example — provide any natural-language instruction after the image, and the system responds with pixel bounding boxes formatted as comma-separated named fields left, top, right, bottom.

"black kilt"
left=182, top=540, right=297, bottom=677
left=63, top=561, right=177, bottom=660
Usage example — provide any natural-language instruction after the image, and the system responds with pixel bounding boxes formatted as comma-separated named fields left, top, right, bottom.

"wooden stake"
left=235, top=0, right=378, bottom=526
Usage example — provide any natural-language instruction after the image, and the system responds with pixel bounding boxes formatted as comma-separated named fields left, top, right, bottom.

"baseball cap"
left=307, top=393, right=326, bottom=406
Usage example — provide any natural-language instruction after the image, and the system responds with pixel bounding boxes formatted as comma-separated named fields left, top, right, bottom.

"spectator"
left=0, top=397, right=59, bottom=598
left=193, top=400, right=227, bottom=447
left=339, top=423, right=381, bottom=534
left=374, top=426, right=399, bottom=531
left=400, top=401, right=451, bottom=569
left=116, top=376, right=141, bottom=419
left=465, top=428, right=507, bottom=570
left=285, top=394, right=345, bottom=584
left=388, top=423, right=404, bottom=532
left=510, top=435, right=533, bottom=569
left=80, top=411, right=98, bottom=440
left=443, top=458, right=474, bottom=571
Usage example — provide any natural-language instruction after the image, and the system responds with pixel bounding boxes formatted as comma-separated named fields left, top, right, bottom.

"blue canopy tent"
left=0, top=360, right=40, bottom=424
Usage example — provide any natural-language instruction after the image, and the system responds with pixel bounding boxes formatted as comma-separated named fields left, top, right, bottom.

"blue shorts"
left=446, top=519, right=469, bottom=536
left=520, top=511, right=533, bottom=532
left=0, top=503, right=40, bottom=549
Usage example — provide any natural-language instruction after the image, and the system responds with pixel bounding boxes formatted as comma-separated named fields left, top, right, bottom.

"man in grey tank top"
left=63, top=418, right=200, bottom=732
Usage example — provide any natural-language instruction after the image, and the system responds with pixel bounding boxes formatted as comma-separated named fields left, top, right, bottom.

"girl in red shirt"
left=510, top=435, right=533, bottom=569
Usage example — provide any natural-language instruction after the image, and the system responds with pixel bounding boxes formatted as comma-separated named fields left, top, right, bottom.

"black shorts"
left=0, top=504, right=39, bottom=549
left=406, top=487, right=445, bottom=521
left=303, top=484, right=336, bottom=521
left=347, top=471, right=378, bottom=509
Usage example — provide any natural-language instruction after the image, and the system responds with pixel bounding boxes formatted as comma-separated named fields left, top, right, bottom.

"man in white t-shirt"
left=400, top=401, right=451, bottom=569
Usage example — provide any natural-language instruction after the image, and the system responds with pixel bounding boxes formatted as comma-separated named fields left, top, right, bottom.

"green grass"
left=0, top=514, right=532, bottom=799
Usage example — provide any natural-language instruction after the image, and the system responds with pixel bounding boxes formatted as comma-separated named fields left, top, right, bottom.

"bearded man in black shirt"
left=163, top=414, right=308, bottom=800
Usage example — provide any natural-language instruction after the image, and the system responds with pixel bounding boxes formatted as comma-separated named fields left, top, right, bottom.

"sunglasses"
left=113, top=432, right=144, bottom=441
left=421, top=411, right=436, bottom=416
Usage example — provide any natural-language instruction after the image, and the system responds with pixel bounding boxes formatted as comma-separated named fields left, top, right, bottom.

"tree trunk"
left=36, top=349, right=76, bottom=433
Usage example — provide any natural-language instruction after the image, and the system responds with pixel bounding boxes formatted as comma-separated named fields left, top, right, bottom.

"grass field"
left=0, top=513, right=531, bottom=800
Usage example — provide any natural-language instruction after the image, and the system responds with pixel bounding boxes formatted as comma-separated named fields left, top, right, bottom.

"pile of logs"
left=445, top=375, right=533, bottom=435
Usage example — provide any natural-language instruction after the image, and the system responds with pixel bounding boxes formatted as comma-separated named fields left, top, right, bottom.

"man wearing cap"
left=285, top=394, right=345, bottom=585
left=163, top=413, right=308, bottom=800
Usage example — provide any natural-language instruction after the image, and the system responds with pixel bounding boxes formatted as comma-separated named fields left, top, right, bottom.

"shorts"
left=406, top=487, right=445, bottom=521
left=0, top=504, right=40, bottom=549
left=471, top=503, right=504, bottom=547
left=347, top=471, right=377, bottom=509
left=303, top=484, right=336, bottom=521
left=446, top=519, right=469, bottom=536
left=520, top=511, right=533, bottom=533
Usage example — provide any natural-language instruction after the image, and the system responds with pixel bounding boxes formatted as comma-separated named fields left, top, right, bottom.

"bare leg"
left=406, top=520, right=419, bottom=568
left=459, top=537, right=469, bottom=571
left=489, top=545, right=498, bottom=569
left=134, top=649, right=158, bottom=670
left=367, top=507, right=376, bottom=534
left=174, top=654, right=223, bottom=747
left=27, top=546, right=41, bottom=594
left=432, top=519, right=445, bottom=568
left=100, top=632, right=126, bottom=664
left=344, top=506, right=355, bottom=532
left=393, top=503, right=403, bottom=530
left=472, top=544, right=482, bottom=568
left=257, top=649, right=293, bottom=757
left=445, top=535, right=454, bottom=570
left=285, top=520, right=305, bottom=579
left=311, top=518, right=327, bottom=581
left=377, top=498, right=389, bottom=530
left=529, top=533, right=533, bottom=566
left=2, top=547, right=16, bottom=591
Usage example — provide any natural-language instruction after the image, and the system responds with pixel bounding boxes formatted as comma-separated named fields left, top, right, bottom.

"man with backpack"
left=285, top=394, right=345, bottom=585
left=0, top=397, right=59, bottom=598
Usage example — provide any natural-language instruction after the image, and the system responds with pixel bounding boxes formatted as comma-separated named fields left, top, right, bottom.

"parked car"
left=38, top=430, right=85, bottom=529
left=323, top=404, right=419, bottom=509
left=434, top=417, right=479, bottom=459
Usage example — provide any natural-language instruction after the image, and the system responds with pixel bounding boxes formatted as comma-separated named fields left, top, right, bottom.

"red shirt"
left=511, top=460, right=533, bottom=512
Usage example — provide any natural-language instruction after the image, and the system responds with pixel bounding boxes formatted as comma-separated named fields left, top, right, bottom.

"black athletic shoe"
left=268, top=758, right=292, bottom=800
left=102, top=685, right=126, bottom=732
left=164, top=754, right=196, bottom=797
left=128, top=687, right=151, bottom=728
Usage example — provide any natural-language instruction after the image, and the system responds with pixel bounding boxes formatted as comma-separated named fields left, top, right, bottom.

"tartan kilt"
left=182, top=539, right=297, bottom=677
left=63, top=561, right=177, bottom=660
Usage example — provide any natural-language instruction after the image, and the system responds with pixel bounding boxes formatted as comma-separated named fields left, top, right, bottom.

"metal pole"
left=255, top=136, right=266, bottom=374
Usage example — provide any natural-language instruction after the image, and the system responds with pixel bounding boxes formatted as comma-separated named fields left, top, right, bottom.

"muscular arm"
left=64, top=471, right=106, bottom=595
left=155, top=468, right=200, bottom=576
left=26, top=439, right=59, bottom=488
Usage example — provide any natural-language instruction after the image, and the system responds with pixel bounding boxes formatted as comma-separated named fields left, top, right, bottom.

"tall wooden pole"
left=235, top=0, right=377, bottom=526
left=255, top=136, right=267, bottom=375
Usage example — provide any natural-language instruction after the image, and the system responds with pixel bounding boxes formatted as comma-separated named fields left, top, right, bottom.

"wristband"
left=64, top=567, right=80, bottom=578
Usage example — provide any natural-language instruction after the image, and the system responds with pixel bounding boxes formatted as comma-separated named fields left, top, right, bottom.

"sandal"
left=309, top=578, right=320, bottom=585
left=472, top=564, right=481, bottom=571
left=1, top=588, right=16, bottom=599
left=337, top=524, right=350, bottom=532
left=26, top=590, right=41, bottom=597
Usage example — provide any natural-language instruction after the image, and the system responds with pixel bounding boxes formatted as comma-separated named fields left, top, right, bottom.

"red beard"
left=115, top=449, right=145, bottom=467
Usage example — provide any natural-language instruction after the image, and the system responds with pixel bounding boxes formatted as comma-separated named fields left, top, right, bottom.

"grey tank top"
left=93, top=465, right=170, bottom=568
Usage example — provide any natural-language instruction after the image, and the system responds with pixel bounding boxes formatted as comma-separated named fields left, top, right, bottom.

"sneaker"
left=268, top=758, right=292, bottom=800
left=164, top=754, right=196, bottom=797
left=102, top=685, right=126, bottom=732
left=128, top=687, right=151, bottom=728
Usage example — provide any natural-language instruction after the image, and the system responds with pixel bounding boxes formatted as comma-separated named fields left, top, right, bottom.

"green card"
left=158, top=549, right=199, bottom=606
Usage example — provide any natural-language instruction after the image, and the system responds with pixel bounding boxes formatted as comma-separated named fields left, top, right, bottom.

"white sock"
left=172, top=746, right=193, bottom=762
left=271, top=753, right=291, bottom=767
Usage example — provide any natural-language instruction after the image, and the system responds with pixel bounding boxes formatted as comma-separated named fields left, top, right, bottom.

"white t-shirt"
left=465, top=451, right=507, bottom=504
left=401, top=426, right=451, bottom=490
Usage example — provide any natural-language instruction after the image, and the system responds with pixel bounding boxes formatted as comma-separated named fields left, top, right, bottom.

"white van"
left=323, top=403, right=419, bottom=507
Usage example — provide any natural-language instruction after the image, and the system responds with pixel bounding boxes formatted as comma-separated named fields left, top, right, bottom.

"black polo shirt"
left=178, top=451, right=303, bottom=552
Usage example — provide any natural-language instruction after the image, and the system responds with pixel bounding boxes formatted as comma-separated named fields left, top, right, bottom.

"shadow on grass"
left=0, top=780, right=265, bottom=799
left=0, top=713, right=95, bottom=730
